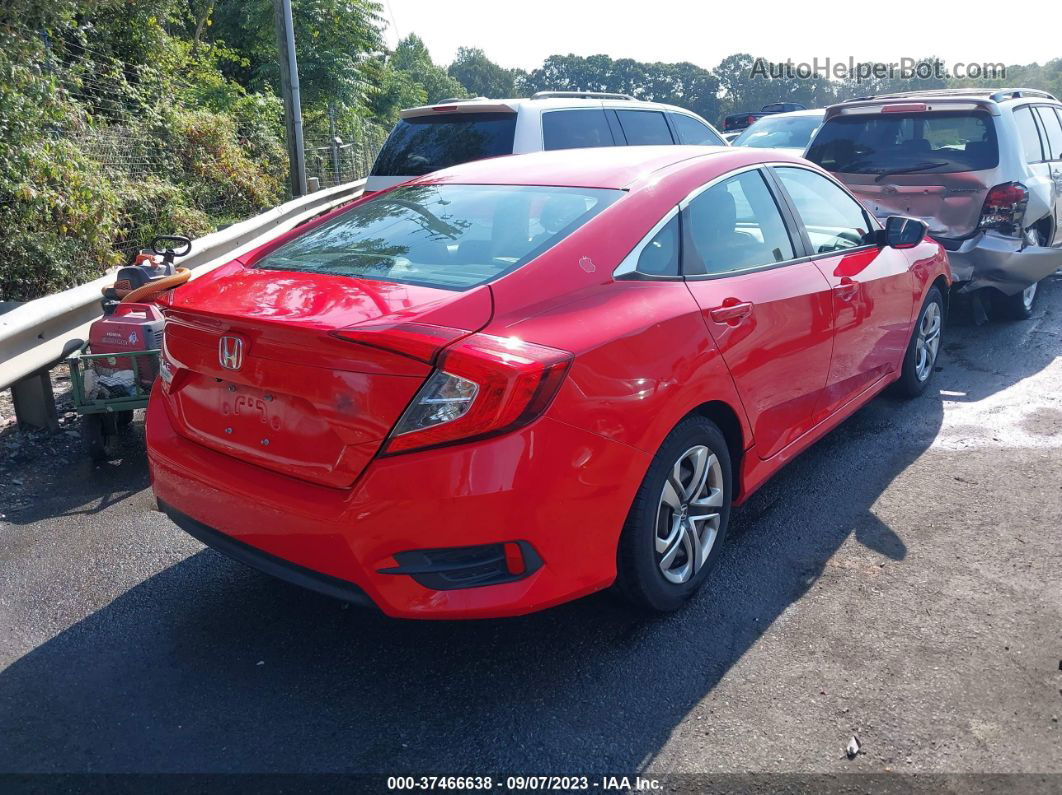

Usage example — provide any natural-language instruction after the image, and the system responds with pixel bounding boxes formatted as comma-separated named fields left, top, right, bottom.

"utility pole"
left=328, top=104, right=342, bottom=185
left=273, top=0, right=307, bottom=197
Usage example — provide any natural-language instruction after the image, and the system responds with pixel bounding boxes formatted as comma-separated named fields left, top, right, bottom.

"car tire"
left=991, top=280, right=1040, bottom=321
left=893, top=286, right=945, bottom=399
left=616, top=415, right=732, bottom=613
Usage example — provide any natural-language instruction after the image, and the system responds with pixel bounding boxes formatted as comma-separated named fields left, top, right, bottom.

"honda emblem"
left=219, top=336, right=244, bottom=370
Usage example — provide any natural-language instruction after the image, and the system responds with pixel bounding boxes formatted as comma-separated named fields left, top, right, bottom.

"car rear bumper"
left=943, top=231, right=1062, bottom=295
left=146, top=389, right=650, bottom=619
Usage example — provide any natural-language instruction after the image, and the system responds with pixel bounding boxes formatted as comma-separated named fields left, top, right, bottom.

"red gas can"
left=87, top=302, right=166, bottom=387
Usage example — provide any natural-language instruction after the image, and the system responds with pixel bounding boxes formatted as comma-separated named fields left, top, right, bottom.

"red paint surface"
left=148, top=146, right=951, bottom=618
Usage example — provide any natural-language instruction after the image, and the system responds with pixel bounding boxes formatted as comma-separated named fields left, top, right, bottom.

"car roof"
left=750, top=108, right=825, bottom=120
left=406, top=145, right=796, bottom=190
left=399, top=96, right=708, bottom=119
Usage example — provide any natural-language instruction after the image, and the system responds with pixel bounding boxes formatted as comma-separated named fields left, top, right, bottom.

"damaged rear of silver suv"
left=807, top=89, right=1062, bottom=320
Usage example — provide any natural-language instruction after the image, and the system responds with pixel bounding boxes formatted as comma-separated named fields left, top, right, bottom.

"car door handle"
left=836, top=278, right=860, bottom=302
left=708, top=301, right=753, bottom=324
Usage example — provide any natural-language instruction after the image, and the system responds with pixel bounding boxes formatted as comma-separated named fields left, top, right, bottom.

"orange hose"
left=119, top=267, right=191, bottom=303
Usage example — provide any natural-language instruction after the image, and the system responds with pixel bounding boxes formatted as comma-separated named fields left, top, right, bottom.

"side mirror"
left=883, top=216, right=927, bottom=249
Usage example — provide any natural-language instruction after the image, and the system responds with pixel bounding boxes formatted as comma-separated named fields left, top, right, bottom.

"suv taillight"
left=979, top=182, right=1028, bottom=235
left=383, top=333, right=572, bottom=455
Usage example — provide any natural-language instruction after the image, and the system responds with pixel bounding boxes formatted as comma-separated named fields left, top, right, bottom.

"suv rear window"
left=370, top=112, right=517, bottom=177
left=806, top=110, right=999, bottom=174
left=255, top=184, right=621, bottom=291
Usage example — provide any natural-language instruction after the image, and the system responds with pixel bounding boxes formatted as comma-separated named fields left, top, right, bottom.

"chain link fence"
left=304, top=119, right=389, bottom=191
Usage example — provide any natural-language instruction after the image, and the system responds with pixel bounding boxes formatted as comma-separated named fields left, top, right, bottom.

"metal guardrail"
left=0, top=179, right=366, bottom=428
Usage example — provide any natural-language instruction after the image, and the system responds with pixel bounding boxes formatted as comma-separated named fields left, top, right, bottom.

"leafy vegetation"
left=1, top=3, right=1059, bottom=302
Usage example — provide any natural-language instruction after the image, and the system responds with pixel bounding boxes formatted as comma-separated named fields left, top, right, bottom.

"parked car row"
left=722, top=101, right=809, bottom=132
left=145, top=87, right=1058, bottom=621
left=366, top=91, right=728, bottom=193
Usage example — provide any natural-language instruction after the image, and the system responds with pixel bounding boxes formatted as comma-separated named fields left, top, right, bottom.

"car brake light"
left=882, top=103, right=928, bottom=113
left=383, top=333, right=573, bottom=455
left=331, top=322, right=467, bottom=364
left=979, top=182, right=1028, bottom=235
left=746, top=115, right=756, bottom=125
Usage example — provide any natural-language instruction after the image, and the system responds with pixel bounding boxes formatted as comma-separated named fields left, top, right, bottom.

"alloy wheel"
left=915, top=301, right=942, bottom=382
left=655, top=445, right=724, bottom=584
left=1022, top=282, right=1038, bottom=312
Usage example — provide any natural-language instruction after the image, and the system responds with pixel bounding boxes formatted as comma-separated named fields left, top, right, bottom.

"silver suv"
left=807, top=88, right=1062, bottom=319
left=366, top=91, right=727, bottom=193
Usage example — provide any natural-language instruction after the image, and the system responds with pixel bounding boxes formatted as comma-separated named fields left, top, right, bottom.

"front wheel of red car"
left=616, top=416, right=733, bottom=613
left=892, top=286, right=945, bottom=399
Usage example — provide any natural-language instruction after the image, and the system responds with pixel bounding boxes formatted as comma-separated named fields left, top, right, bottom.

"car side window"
left=672, top=114, right=724, bottom=146
left=682, top=169, right=795, bottom=276
left=1034, top=107, right=1062, bottom=160
left=1013, top=106, right=1046, bottom=163
left=773, top=167, right=872, bottom=254
left=615, top=110, right=674, bottom=145
left=634, top=214, right=680, bottom=276
left=542, top=109, right=615, bottom=150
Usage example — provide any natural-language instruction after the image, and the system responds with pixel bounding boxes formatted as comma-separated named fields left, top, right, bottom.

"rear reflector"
left=504, top=542, right=526, bottom=575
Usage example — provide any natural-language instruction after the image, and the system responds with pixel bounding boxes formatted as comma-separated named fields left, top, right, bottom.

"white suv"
left=807, top=88, right=1062, bottom=320
left=366, top=91, right=727, bottom=193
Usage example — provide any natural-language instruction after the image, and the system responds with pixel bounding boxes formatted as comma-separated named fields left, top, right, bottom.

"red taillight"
left=882, top=103, right=928, bottom=113
left=331, top=322, right=467, bottom=364
left=383, top=333, right=573, bottom=455
left=746, top=115, right=756, bottom=125
left=980, top=182, right=1028, bottom=234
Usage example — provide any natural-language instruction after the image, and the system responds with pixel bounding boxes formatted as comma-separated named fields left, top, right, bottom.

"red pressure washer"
left=67, top=236, right=192, bottom=460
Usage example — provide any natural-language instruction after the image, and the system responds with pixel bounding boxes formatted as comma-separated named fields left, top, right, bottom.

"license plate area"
left=218, top=382, right=284, bottom=433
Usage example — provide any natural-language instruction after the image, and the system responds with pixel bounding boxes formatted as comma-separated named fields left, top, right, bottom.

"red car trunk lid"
left=160, top=264, right=492, bottom=487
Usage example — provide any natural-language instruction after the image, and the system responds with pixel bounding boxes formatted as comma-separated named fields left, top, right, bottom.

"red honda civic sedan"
left=147, top=146, right=950, bottom=619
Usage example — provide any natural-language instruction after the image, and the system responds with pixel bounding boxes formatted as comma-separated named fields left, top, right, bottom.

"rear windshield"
left=255, top=184, right=621, bottom=291
left=369, top=112, right=517, bottom=177
left=733, top=115, right=822, bottom=149
left=806, top=110, right=999, bottom=174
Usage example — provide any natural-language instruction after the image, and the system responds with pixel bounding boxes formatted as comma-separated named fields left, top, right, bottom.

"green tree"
left=392, top=34, right=466, bottom=103
left=448, top=47, right=517, bottom=98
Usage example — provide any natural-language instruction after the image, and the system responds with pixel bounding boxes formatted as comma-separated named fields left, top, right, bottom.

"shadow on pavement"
left=0, top=278, right=1058, bottom=774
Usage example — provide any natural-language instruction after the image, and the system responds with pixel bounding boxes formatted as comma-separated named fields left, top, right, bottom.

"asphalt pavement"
left=1, top=277, right=1060, bottom=784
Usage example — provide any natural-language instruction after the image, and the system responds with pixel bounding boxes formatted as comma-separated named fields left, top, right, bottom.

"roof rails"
left=840, top=87, right=1058, bottom=104
left=988, top=88, right=1058, bottom=102
left=530, top=91, right=636, bottom=101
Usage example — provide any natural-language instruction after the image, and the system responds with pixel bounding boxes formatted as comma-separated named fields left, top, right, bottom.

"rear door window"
left=542, top=109, right=616, bottom=150
left=806, top=111, right=999, bottom=173
left=1012, top=106, right=1046, bottom=163
left=370, top=112, right=517, bottom=177
left=636, top=215, right=680, bottom=276
left=1033, top=107, right=1062, bottom=160
left=683, top=169, right=795, bottom=275
left=616, top=110, right=675, bottom=145
left=671, top=114, right=724, bottom=146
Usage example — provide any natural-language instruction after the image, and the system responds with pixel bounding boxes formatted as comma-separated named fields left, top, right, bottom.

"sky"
left=382, top=0, right=1060, bottom=73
